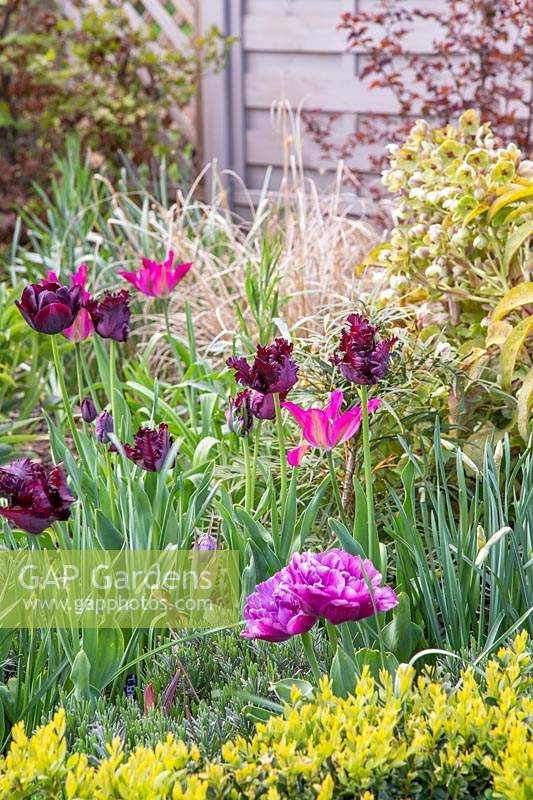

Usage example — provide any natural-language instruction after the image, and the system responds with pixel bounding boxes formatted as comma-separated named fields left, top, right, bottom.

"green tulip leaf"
left=330, top=646, right=357, bottom=698
left=382, top=593, right=423, bottom=662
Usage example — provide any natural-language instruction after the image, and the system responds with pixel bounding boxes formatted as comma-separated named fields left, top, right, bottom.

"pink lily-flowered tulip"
left=46, top=264, right=94, bottom=341
left=282, top=390, right=381, bottom=466
left=118, top=250, right=192, bottom=298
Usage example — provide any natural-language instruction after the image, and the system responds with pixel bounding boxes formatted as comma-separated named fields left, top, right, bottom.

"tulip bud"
left=195, top=532, right=218, bottom=551
left=143, top=683, right=157, bottom=711
left=81, top=397, right=97, bottom=423
left=95, top=410, right=114, bottom=443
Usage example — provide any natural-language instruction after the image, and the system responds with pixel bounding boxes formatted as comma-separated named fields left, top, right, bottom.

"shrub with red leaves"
left=304, top=0, right=533, bottom=186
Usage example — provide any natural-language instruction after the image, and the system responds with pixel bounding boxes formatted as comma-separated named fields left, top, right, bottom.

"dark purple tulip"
left=81, top=397, right=97, bottom=423
left=226, top=390, right=254, bottom=436
left=123, top=423, right=174, bottom=471
left=241, top=568, right=317, bottom=642
left=249, top=391, right=275, bottom=420
left=15, top=280, right=82, bottom=335
left=0, top=458, right=74, bottom=535
left=227, top=338, right=298, bottom=397
left=86, top=290, right=131, bottom=342
left=95, top=411, right=114, bottom=443
left=332, top=314, right=397, bottom=385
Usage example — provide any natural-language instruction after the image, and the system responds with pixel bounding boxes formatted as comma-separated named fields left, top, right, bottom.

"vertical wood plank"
left=199, top=0, right=231, bottom=176
left=228, top=0, right=245, bottom=181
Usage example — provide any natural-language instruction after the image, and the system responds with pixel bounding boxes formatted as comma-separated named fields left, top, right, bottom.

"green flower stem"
left=273, top=394, right=288, bottom=511
left=251, top=420, right=262, bottom=502
left=74, top=343, right=86, bottom=432
left=162, top=300, right=182, bottom=374
left=326, top=449, right=349, bottom=528
left=360, top=561, right=387, bottom=669
left=184, top=300, right=198, bottom=429
left=325, top=621, right=339, bottom=655
left=360, top=385, right=377, bottom=564
left=109, top=339, right=119, bottom=437
left=80, top=351, right=98, bottom=408
left=301, top=631, right=321, bottom=684
left=243, top=435, right=253, bottom=513
left=51, top=336, right=83, bottom=458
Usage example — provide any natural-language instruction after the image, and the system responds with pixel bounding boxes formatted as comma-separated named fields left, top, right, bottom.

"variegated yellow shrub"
left=0, top=632, right=531, bottom=800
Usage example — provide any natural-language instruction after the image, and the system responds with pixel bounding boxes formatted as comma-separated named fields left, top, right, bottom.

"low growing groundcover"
left=1, top=632, right=531, bottom=800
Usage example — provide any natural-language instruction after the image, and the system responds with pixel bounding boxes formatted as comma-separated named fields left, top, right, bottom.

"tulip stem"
left=251, top=420, right=261, bottom=503
left=51, top=336, right=83, bottom=458
left=273, top=393, right=287, bottom=511
left=109, top=339, right=119, bottom=437
left=162, top=301, right=182, bottom=374
left=326, top=450, right=349, bottom=528
left=301, top=631, right=321, bottom=684
left=243, top=435, right=252, bottom=513
left=74, top=343, right=86, bottom=432
left=360, top=385, right=377, bottom=564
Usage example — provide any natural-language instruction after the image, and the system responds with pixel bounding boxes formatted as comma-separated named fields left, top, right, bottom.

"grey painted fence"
left=199, top=0, right=447, bottom=211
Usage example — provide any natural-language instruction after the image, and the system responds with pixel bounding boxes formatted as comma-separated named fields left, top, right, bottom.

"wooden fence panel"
left=198, top=0, right=449, bottom=212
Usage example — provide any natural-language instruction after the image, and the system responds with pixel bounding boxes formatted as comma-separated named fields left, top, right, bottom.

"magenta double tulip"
left=284, top=549, right=398, bottom=625
left=241, top=570, right=318, bottom=642
left=241, top=549, right=398, bottom=641
left=0, top=458, right=74, bottom=535
left=46, top=264, right=94, bottom=341
left=118, top=250, right=192, bottom=298
left=281, top=390, right=381, bottom=466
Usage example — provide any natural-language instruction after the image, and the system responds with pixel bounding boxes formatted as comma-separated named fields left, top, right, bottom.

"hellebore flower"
left=333, top=314, right=397, bottom=385
left=81, top=397, right=97, bottom=423
left=227, top=338, right=298, bottom=397
left=118, top=250, right=192, bottom=298
left=282, top=390, right=382, bottom=466
left=95, top=411, right=114, bottom=443
left=0, top=458, right=74, bottom=535
left=16, top=279, right=82, bottom=335
left=47, top=264, right=94, bottom=341
left=241, top=569, right=317, bottom=642
left=123, top=423, right=174, bottom=472
left=226, top=390, right=254, bottom=437
left=285, top=549, right=398, bottom=625
left=86, top=290, right=131, bottom=342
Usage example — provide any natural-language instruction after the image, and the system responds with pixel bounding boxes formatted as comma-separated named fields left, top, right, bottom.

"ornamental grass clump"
left=0, top=632, right=530, bottom=799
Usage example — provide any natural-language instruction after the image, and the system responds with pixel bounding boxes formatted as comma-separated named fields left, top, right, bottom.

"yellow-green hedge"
left=1, top=632, right=531, bottom=799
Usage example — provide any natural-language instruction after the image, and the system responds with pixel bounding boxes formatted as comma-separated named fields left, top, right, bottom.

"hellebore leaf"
left=491, top=281, right=533, bottom=322
left=500, top=316, right=533, bottom=391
